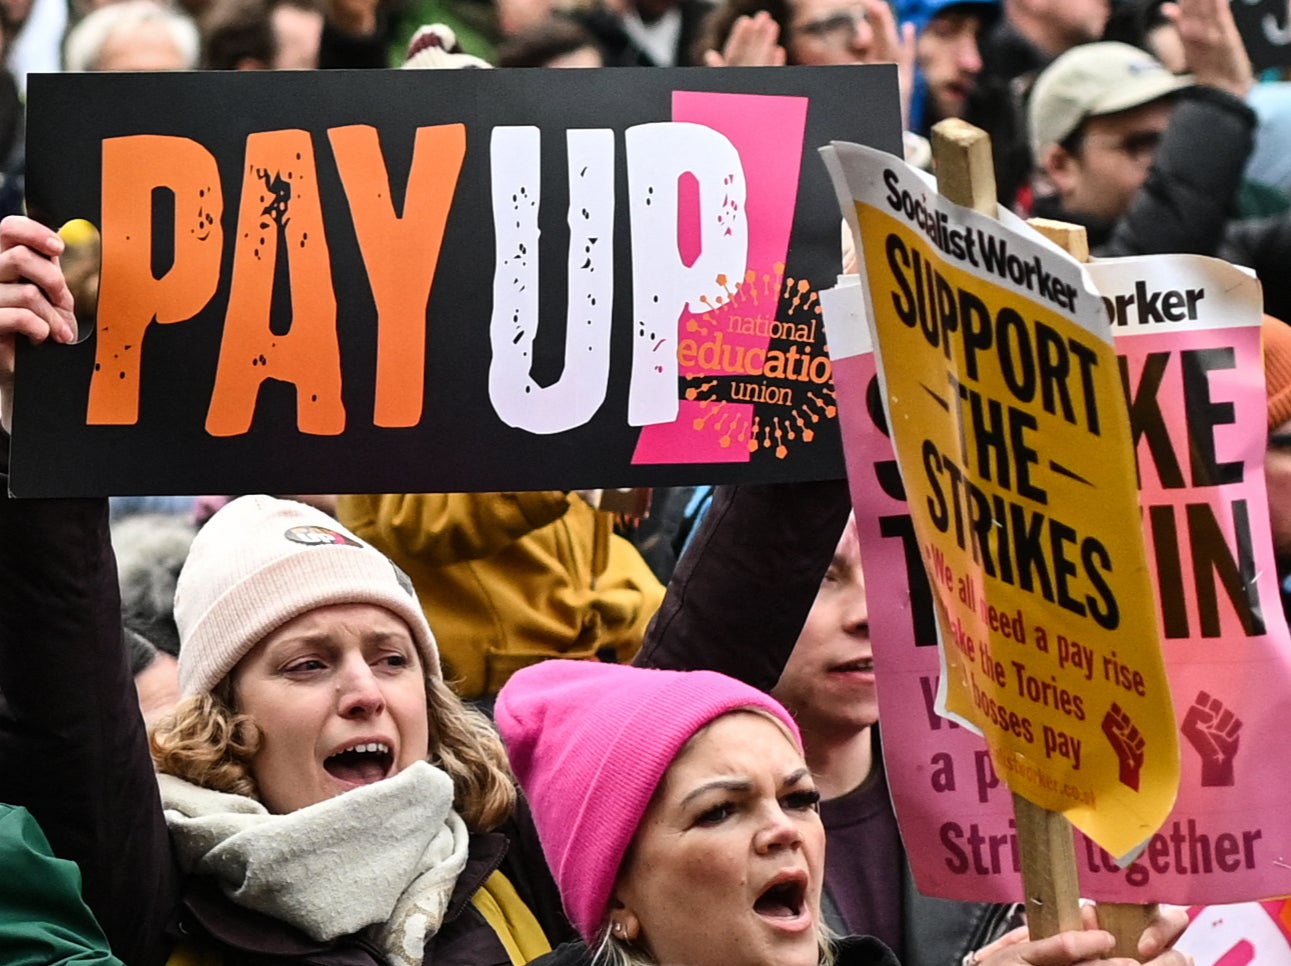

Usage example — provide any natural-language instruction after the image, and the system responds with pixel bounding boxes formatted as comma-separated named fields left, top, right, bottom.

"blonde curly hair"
left=151, top=669, right=516, bottom=832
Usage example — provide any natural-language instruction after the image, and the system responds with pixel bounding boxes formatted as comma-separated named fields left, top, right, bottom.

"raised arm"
left=0, top=215, right=180, bottom=966
left=635, top=479, right=851, bottom=690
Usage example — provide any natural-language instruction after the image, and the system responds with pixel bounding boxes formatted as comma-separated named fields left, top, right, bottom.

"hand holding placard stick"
left=929, top=118, right=1155, bottom=959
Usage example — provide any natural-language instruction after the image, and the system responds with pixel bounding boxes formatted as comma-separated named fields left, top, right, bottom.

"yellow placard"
left=826, top=144, right=1179, bottom=861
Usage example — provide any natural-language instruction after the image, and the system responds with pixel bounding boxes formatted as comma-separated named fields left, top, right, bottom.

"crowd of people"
left=2, top=0, right=1291, bottom=960
left=0, top=249, right=1198, bottom=966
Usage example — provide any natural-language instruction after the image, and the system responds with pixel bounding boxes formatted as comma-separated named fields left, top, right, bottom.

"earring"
left=612, top=922, right=624, bottom=937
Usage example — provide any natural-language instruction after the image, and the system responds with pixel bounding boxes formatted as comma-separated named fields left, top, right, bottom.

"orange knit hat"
left=1263, top=315, right=1291, bottom=430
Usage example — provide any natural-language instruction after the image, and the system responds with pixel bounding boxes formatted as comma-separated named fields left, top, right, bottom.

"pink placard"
left=831, top=255, right=1291, bottom=904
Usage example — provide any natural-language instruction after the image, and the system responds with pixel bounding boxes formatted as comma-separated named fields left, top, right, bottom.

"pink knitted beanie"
left=174, top=495, right=440, bottom=697
left=494, top=660, right=802, bottom=941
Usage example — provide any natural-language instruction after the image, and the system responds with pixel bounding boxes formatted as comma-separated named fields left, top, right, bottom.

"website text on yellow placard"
left=822, top=142, right=1179, bottom=861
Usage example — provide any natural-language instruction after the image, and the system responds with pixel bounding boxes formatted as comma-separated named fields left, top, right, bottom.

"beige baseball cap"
left=1029, top=41, right=1194, bottom=157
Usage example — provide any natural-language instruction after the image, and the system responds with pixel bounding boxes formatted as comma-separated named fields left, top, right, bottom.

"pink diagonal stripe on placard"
left=631, top=90, right=808, bottom=465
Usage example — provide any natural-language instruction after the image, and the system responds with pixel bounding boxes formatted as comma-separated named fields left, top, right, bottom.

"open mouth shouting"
left=753, top=870, right=813, bottom=931
left=324, top=740, right=394, bottom=787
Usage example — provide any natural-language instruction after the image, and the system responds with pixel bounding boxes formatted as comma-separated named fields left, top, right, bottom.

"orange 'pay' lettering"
left=329, top=123, right=466, bottom=427
left=89, top=135, right=223, bottom=425
left=205, top=129, right=345, bottom=437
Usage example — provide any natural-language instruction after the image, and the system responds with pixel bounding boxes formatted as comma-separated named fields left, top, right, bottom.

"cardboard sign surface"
left=15, top=66, right=900, bottom=495
left=824, top=142, right=1179, bottom=863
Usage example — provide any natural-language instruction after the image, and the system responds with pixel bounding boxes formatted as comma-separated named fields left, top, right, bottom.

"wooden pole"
left=929, top=117, right=1085, bottom=944
left=1026, top=216, right=1158, bottom=963
left=1009, top=791, right=1083, bottom=937
left=1027, top=218, right=1090, bottom=263
left=926, top=132, right=1159, bottom=956
left=1094, top=903, right=1157, bottom=960
left=930, top=119, right=997, bottom=217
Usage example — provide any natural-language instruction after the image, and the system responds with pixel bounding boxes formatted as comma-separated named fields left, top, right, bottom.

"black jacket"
left=979, top=19, right=1049, bottom=87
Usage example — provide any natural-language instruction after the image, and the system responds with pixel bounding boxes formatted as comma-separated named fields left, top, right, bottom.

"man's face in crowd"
left=1044, top=97, right=1175, bottom=223
left=785, top=0, right=874, bottom=66
left=771, top=516, right=877, bottom=740
left=917, top=8, right=985, bottom=123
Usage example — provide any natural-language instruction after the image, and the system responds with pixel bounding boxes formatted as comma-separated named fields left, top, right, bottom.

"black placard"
left=15, top=65, right=900, bottom=496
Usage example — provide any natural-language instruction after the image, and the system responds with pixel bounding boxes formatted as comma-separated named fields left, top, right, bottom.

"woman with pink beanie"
left=496, top=660, right=1193, bottom=966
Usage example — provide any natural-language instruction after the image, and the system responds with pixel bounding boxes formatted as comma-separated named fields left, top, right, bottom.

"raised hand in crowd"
left=1161, top=0, right=1252, bottom=98
left=0, top=216, right=75, bottom=434
left=863, top=0, right=916, bottom=129
left=703, top=10, right=787, bottom=66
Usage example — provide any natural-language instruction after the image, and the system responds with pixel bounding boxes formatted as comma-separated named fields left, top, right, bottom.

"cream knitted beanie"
left=174, top=495, right=440, bottom=697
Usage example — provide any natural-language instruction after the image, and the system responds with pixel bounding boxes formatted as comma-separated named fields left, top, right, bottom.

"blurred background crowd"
left=1, top=0, right=1289, bottom=961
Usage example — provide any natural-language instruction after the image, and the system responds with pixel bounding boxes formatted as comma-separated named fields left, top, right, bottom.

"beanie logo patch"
left=284, top=525, right=360, bottom=547
left=1127, top=61, right=1162, bottom=76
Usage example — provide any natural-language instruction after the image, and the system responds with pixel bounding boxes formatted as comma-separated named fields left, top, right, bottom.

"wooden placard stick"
left=1094, top=904, right=1158, bottom=961
left=1026, top=218, right=1090, bottom=263
left=929, top=120, right=1158, bottom=957
left=1026, top=216, right=1158, bottom=964
left=1007, top=788, right=1083, bottom=938
left=929, top=116, right=1084, bottom=942
left=931, top=118, right=997, bottom=217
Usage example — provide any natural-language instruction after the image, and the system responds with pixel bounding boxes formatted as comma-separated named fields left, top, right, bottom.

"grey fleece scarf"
left=158, top=760, right=469, bottom=966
